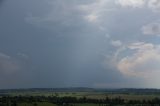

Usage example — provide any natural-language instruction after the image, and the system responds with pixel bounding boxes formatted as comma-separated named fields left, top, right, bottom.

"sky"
left=0, top=0, right=160, bottom=89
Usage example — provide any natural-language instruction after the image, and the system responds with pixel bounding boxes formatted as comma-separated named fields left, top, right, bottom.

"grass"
left=4, top=92, right=160, bottom=106
left=7, top=91, right=160, bottom=101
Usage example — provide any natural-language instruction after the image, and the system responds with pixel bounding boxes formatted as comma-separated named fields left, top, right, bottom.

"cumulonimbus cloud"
left=117, top=42, right=160, bottom=78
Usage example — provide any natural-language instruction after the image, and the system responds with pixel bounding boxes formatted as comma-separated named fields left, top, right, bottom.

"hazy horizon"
left=0, top=0, right=160, bottom=89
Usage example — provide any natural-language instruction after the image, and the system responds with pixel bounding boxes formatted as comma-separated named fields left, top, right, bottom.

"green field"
left=1, top=89, right=160, bottom=106
left=8, top=91, right=160, bottom=101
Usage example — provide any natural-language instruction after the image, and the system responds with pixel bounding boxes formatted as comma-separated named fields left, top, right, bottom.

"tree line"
left=1, top=95, right=160, bottom=106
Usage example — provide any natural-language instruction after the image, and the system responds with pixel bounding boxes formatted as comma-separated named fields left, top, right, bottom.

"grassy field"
left=1, top=90, right=160, bottom=106
left=1, top=88, right=160, bottom=106
left=7, top=91, right=160, bottom=101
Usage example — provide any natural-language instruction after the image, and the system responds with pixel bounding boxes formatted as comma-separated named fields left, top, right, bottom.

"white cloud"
left=117, top=42, right=160, bottom=78
left=116, top=0, right=160, bottom=12
left=111, top=40, right=122, bottom=47
left=26, top=0, right=116, bottom=32
left=85, top=14, right=99, bottom=23
left=148, top=0, right=160, bottom=12
left=116, top=0, right=146, bottom=8
left=77, top=0, right=115, bottom=23
left=128, top=42, right=154, bottom=50
left=142, top=23, right=160, bottom=36
left=109, top=46, right=126, bottom=68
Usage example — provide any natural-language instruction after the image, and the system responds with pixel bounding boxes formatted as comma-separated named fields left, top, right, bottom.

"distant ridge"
left=1, top=88, right=160, bottom=95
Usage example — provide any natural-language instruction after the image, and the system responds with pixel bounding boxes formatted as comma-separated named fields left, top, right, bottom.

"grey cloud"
left=148, top=0, right=160, bottom=12
left=17, top=53, right=29, bottom=59
left=142, top=22, right=160, bottom=36
left=116, top=0, right=160, bottom=13
left=116, top=0, right=146, bottom=8
left=111, top=40, right=122, bottom=47
left=0, top=0, right=4, bottom=6
left=0, top=52, right=21, bottom=75
left=25, top=0, right=87, bottom=29
left=0, top=0, right=160, bottom=88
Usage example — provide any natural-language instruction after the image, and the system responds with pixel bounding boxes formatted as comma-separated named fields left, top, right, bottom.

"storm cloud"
left=0, top=0, right=160, bottom=88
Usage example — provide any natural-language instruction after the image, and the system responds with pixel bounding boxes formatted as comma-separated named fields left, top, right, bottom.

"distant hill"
left=0, top=88, right=160, bottom=95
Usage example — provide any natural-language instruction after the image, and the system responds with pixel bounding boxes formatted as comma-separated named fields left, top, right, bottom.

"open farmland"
left=1, top=88, right=160, bottom=106
left=3, top=88, right=160, bottom=100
